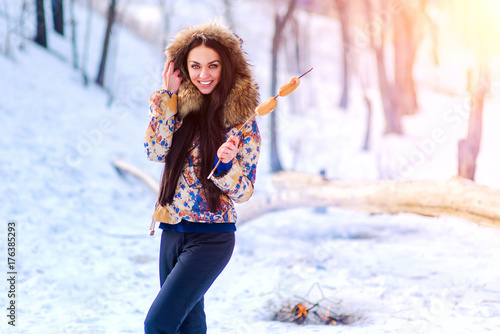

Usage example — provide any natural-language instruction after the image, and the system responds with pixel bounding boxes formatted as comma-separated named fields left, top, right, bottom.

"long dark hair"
left=158, top=37, right=235, bottom=212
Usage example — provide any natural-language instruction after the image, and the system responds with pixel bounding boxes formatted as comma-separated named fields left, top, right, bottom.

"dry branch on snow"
left=113, top=158, right=159, bottom=194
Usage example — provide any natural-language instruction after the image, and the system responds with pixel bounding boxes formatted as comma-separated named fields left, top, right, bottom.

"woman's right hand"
left=162, top=61, right=182, bottom=94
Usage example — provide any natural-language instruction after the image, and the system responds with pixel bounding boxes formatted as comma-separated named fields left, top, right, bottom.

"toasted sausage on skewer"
left=255, top=97, right=278, bottom=116
left=278, top=77, right=300, bottom=97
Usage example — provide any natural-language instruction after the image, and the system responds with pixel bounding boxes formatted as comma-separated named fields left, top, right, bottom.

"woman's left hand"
left=162, top=62, right=182, bottom=94
left=217, top=136, right=240, bottom=163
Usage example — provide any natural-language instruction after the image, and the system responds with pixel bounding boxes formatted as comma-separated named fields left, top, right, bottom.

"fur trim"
left=164, top=22, right=259, bottom=128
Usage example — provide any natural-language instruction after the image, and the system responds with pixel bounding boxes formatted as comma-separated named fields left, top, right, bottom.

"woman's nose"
left=200, top=67, right=210, bottom=79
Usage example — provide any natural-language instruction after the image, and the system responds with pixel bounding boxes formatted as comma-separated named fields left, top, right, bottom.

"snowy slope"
left=1, top=1, right=500, bottom=333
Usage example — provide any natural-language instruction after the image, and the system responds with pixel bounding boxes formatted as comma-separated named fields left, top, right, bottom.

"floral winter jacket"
left=145, top=90, right=261, bottom=226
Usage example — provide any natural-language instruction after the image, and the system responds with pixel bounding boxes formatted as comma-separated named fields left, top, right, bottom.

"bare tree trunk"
left=362, top=0, right=403, bottom=134
left=394, top=13, right=413, bottom=114
left=393, top=2, right=425, bottom=116
left=222, top=0, right=233, bottom=27
left=284, top=16, right=301, bottom=74
left=106, top=14, right=121, bottom=106
left=69, top=0, right=78, bottom=69
left=1, top=0, right=12, bottom=56
left=362, top=95, right=373, bottom=151
left=159, top=0, right=174, bottom=48
left=270, top=0, right=298, bottom=172
left=270, top=24, right=283, bottom=172
left=96, top=0, right=117, bottom=87
left=299, top=13, right=311, bottom=75
left=375, top=44, right=403, bottom=134
left=333, top=0, right=350, bottom=109
left=51, top=0, right=64, bottom=36
left=283, top=16, right=301, bottom=115
left=292, top=17, right=301, bottom=73
left=458, top=59, right=489, bottom=180
left=18, top=0, right=28, bottom=50
left=359, top=71, right=372, bottom=151
left=81, top=0, right=93, bottom=86
left=34, top=0, right=47, bottom=48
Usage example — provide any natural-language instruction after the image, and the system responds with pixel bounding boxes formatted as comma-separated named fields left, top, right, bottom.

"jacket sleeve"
left=210, top=120, right=261, bottom=203
left=144, top=90, right=178, bottom=162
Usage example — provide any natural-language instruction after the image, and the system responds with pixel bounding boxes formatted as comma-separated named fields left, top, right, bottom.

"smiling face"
left=187, top=45, right=222, bottom=95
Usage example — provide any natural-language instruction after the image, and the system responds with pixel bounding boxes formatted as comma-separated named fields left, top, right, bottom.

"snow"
left=1, top=0, right=500, bottom=333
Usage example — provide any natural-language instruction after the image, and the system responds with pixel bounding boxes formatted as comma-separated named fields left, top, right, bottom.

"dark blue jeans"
left=144, top=230, right=235, bottom=334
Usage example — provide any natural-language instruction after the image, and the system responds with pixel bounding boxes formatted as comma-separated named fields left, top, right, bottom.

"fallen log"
left=112, top=159, right=500, bottom=230
left=239, top=171, right=500, bottom=230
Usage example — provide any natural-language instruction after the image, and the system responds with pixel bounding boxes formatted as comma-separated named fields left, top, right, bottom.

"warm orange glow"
left=293, top=303, right=308, bottom=318
left=449, top=0, right=500, bottom=54
left=325, top=305, right=331, bottom=318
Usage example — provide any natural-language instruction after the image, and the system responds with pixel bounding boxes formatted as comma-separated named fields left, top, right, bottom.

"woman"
left=143, top=22, right=260, bottom=334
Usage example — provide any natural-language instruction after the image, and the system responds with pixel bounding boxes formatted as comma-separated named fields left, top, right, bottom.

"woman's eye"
left=209, top=64, right=218, bottom=69
left=191, top=65, right=200, bottom=69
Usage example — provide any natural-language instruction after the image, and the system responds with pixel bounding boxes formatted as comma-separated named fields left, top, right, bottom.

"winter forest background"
left=1, top=0, right=500, bottom=333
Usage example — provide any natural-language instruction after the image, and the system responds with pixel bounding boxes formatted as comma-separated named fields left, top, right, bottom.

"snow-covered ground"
left=1, top=1, right=500, bottom=333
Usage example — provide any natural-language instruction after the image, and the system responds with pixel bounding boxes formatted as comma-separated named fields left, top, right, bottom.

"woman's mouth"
left=199, top=80, right=213, bottom=87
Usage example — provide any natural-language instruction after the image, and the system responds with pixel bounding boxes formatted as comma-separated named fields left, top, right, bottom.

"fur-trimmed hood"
left=164, top=22, right=259, bottom=128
